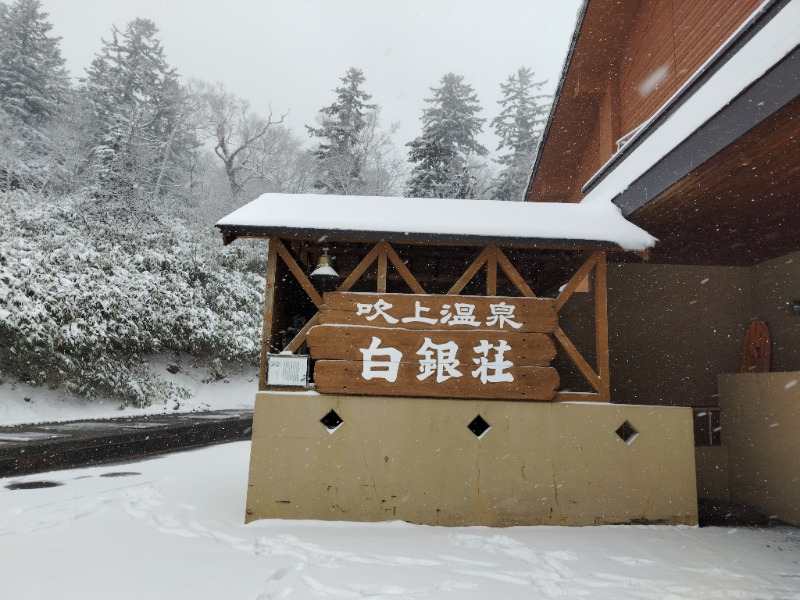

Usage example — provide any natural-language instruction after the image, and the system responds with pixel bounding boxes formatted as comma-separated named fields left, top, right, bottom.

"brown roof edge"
left=524, top=0, right=590, bottom=202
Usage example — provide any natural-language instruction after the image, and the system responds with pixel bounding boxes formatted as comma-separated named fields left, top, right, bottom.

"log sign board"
left=307, top=292, right=560, bottom=400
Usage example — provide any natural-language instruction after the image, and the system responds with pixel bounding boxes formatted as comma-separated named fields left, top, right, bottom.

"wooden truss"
left=259, top=237, right=610, bottom=402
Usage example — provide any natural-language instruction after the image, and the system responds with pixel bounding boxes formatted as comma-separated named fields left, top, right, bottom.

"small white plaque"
left=267, top=354, right=309, bottom=386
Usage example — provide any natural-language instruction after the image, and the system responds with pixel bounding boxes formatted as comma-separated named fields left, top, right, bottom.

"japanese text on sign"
left=308, top=292, right=560, bottom=400
left=355, top=299, right=522, bottom=330
left=360, top=335, right=514, bottom=385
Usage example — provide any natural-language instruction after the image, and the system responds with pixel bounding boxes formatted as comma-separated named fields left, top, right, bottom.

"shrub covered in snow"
left=0, top=192, right=265, bottom=406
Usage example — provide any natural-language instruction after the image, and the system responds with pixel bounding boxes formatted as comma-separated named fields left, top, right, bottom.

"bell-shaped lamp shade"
left=310, top=247, right=340, bottom=280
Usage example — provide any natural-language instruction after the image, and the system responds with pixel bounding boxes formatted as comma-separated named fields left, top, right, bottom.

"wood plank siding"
left=528, top=0, right=763, bottom=204
left=619, top=0, right=763, bottom=135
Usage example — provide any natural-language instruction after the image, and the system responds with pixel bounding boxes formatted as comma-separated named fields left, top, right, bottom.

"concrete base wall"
left=245, top=393, right=698, bottom=526
left=719, top=372, right=800, bottom=525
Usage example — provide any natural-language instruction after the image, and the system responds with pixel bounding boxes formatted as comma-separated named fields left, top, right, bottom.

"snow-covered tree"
left=307, top=67, right=376, bottom=194
left=196, top=81, right=287, bottom=198
left=491, top=67, right=549, bottom=201
left=0, top=0, right=70, bottom=191
left=252, top=124, right=316, bottom=195
left=81, top=19, right=195, bottom=215
left=353, top=108, right=407, bottom=196
left=0, top=0, right=68, bottom=124
left=0, top=189, right=266, bottom=406
left=406, top=73, right=487, bottom=199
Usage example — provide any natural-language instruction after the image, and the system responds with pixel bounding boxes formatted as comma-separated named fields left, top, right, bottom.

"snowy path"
left=1, top=442, right=798, bottom=600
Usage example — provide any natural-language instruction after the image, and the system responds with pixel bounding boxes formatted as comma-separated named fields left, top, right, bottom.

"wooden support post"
left=258, top=238, right=279, bottom=391
left=594, top=251, right=611, bottom=400
left=486, top=246, right=497, bottom=296
left=377, top=244, right=388, bottom=293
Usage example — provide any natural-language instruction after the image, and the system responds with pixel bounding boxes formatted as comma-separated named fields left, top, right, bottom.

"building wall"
left=529, top=0, right=764, bottom=203
left=607, top=252, right=800, bottom=407
left=749, top=250, right=800, bottom=371
left=608, top=254, right=799, bottom=520
left=607, top=263, right=750, bottom=406
left=719, top=372, right=800, bottom=525
left=246, top=392, right=698, bottom=526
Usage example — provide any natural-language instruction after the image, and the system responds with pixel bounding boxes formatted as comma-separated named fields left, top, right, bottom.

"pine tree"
left=82, top=19, right=194, bottom=212
left=406, top=73, right=487, bottom=199
left=0, top=0, right=69, bottom=191
left=307, top=67, right=375, bottom=194
left=490, top=67, right=549, bottom=201
left=0, top=0, right=68, bottom=125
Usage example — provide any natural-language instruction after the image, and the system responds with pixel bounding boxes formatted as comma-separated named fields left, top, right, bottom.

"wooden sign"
left=308, top=293, right=559, bottom=401
left=313, top=361, right=559, bottom=401
left=320, top=292, right=557, bottom=333
left=308, top=326, right=556, bottom=365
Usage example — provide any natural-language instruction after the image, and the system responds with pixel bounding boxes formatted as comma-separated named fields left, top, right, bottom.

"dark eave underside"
left=627, top=95, right=800, bottom=266
left=214, top=224, right=622, bottom=251
left=611, top=41, right=800, bottom=216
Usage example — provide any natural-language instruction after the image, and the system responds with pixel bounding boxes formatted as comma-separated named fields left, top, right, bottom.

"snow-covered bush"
left=0, top=191, right=264, bottom=406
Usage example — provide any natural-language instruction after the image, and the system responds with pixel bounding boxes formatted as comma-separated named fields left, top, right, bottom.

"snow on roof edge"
left=215, top=193, right=656, bottom=252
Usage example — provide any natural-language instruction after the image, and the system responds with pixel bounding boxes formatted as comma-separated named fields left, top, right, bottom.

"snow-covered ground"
left=1, top=442, right=798, bottom=600
left=0, top=361, right=257, bottom=426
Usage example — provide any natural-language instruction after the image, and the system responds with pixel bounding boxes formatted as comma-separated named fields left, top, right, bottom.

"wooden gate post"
left=594, top=251, right=611, bottom=400
left=258, top=238, right=279, bottom=391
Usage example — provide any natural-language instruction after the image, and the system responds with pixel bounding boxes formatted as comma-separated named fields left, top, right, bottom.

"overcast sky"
left=37, top=0, right=582, bottom=154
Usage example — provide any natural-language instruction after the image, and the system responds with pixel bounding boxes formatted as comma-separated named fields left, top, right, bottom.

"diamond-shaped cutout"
left=320, top=409, right=343, bottom=432
left=468, top=415, right=490, bottom=438
left=615, top=420, right=638, bottom=445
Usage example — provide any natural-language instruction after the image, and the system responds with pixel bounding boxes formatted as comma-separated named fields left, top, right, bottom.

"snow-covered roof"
left=215, top=194, right=656, bottom=251
left=581, top=0, right=800, bottom=208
